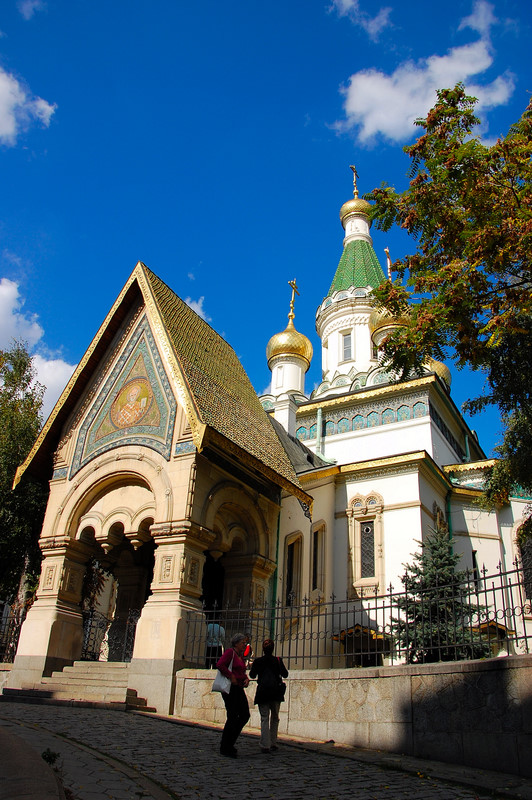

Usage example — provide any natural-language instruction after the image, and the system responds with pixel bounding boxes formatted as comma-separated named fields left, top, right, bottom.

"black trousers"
left=220, top=685, right=250, bottom=751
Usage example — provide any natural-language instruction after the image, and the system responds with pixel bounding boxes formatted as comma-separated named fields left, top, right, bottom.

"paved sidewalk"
left=1, top=702, right=531, bottom=800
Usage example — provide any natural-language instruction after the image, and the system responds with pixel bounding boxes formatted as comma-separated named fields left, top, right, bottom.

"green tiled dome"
left=327, top=239, right=385, bottom=296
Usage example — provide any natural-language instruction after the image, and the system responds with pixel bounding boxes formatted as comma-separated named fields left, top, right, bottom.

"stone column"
left=128, top=520, right=216, bottom=714
left=7, top=536, right=93, bottom=688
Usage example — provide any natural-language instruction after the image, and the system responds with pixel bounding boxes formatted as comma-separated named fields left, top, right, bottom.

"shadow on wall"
left=399, top=656, right=532, bottom=778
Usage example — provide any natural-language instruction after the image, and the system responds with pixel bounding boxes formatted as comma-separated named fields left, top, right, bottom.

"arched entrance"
left=196, top=488, right=277, bottom=663
left=72, top=476, right=158, bottom=662
left=77, top=520, right=155, bottom=662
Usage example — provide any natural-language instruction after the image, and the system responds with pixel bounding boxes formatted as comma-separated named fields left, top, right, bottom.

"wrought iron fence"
left=182, top=561, right=532, bottom=669
left=81, top=608, right=141, bottom=662
left=0, top=610, right=26, bottom=663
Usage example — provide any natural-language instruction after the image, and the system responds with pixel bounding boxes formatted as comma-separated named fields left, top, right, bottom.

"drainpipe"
left=464, top=433, right=471, bottom=463
left=270, top=499, right=282, bottom=638
left=316, top=407, right=324, bottom=457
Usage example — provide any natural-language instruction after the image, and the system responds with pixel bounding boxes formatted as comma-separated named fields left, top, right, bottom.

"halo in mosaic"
left=71, top=316, right=176, bottom=476
left=367, top=411, right=379, bottom=427
left=353, top=414, right=365, bottom=430
left=337, top=418, right=350, bottom=434
left=296, top=426, right=308, bottom=441
left=309, top=423, right=317, bottom=439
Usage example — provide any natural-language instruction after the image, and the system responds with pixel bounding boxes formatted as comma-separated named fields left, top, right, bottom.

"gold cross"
left=288, top=279, right=299, bottom=320
left=349, top=164, right=359, bottom=198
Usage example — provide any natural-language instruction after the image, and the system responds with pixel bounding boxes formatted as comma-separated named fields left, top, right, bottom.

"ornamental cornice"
left=269, top=354, right=308, bottom=368
left=443, top=459, right=496, bottom=474
left=297, top=386, right=430, bottom=423
left=319, top=312, right=372, bottom=339
left=300, top=375, right=436, bottom=413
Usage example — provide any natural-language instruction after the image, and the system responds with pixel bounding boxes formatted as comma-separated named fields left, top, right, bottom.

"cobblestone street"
left=2, top=702, right=531, bottom=800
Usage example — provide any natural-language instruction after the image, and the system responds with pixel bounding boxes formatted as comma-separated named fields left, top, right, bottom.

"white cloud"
left=459, top=0, right=497, bottom=37
left=0, top=277, right=76, bottom=421
left=0, top=277, right=43, bottom=346
left=33, top=354, right=76, bottom=420
left=335, top=3, right=514, bottom=144
left=17, top=0, right=46, bottom=21
left=330, top=0, right=392, bottom=41
left=185, top=296, right=211, bottom=321
left=0, top=66, right=56, bottom=146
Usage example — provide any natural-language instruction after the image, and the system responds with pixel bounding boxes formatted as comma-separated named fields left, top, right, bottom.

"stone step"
left=3, top=686, right=131, bottom=702
left=71, top=660, right=129, bottom=669
left=43, top=674, right=130, bottom=687
left=1, top=660, right=155, bottom=712
left=0, top=690, right=127, bottom=710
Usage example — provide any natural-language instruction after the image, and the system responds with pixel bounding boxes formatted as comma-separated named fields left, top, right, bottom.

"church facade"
left=7, top=172, right=529, bottom=713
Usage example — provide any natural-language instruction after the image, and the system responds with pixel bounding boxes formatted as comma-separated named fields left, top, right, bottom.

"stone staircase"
left=1, top=661, right=156, bottom=712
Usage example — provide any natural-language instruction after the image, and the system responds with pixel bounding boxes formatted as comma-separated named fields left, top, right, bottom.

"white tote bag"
left=212, top=653, right=234, bottom=694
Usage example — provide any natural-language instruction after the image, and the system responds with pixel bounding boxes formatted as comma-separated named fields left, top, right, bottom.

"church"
left=6, top=170, right=528, bottom=714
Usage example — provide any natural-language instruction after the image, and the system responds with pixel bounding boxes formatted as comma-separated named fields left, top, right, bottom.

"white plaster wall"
left=311, top=417, right=434, bottom=465
left=270, top=360, right=305, bottom=397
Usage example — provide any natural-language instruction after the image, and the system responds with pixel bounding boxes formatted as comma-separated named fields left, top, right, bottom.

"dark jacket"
left=249, top=653, right=288, bottom=705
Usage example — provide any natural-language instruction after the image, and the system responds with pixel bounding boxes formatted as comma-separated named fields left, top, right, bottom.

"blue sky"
left=0, top=0, right=529, bottom=456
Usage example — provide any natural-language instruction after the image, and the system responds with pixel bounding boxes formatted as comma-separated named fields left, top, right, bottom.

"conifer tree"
left=393, top=528, right=491, bottom=663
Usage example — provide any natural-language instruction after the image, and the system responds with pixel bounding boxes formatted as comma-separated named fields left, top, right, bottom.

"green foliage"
left=393, top=528, right=491, bottom=664
left=368, top=84, right=532, bottom=506
left=0, top=342, right=48, bottom=599
left=81, top=558, right=113, bottom=611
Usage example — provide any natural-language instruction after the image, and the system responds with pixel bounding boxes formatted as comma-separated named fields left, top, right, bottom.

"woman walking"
left=216, top=633, right=250, bottom=758
left=249, top=638, right=288, bottom=753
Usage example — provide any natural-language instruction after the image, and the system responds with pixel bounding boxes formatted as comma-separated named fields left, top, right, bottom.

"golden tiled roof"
left=141, top=265, right=304, bottom=492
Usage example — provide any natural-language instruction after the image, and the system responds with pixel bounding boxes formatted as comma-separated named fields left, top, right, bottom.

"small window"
left=312, top=526, right=325, bottom=592
left=342, top=332, right=352, bottom=361
left=285, top=537, right=302, bottom=606
left=360, top=522, right=375, bottom=578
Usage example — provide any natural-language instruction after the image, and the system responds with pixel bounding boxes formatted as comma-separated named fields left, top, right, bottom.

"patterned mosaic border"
left=70, top=315, right=177, bottom=478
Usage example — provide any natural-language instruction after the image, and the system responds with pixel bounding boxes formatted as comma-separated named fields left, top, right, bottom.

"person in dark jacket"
left=249, top=638, right=288, bottom=753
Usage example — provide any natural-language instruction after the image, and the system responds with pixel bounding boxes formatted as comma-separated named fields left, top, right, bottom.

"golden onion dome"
left=340, top=196, right=372, bottom=227
left=425, top=357, right=452, bottom=390
left=267, top=319, right=313, bottom=369
left=369, top=308, right=410, bottom=335
left=340, top=164, right=372, bottom=228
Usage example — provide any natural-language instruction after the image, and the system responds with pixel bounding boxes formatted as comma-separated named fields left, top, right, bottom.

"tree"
left=368, top=85, right=532, bottom=513
left=392, top=528, right=491, bottom=664
left=0, top=342, right=48, bottom=601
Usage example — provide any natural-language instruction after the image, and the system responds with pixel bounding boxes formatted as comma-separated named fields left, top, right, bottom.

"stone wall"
left=174, top=654, right=532, bottom=778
